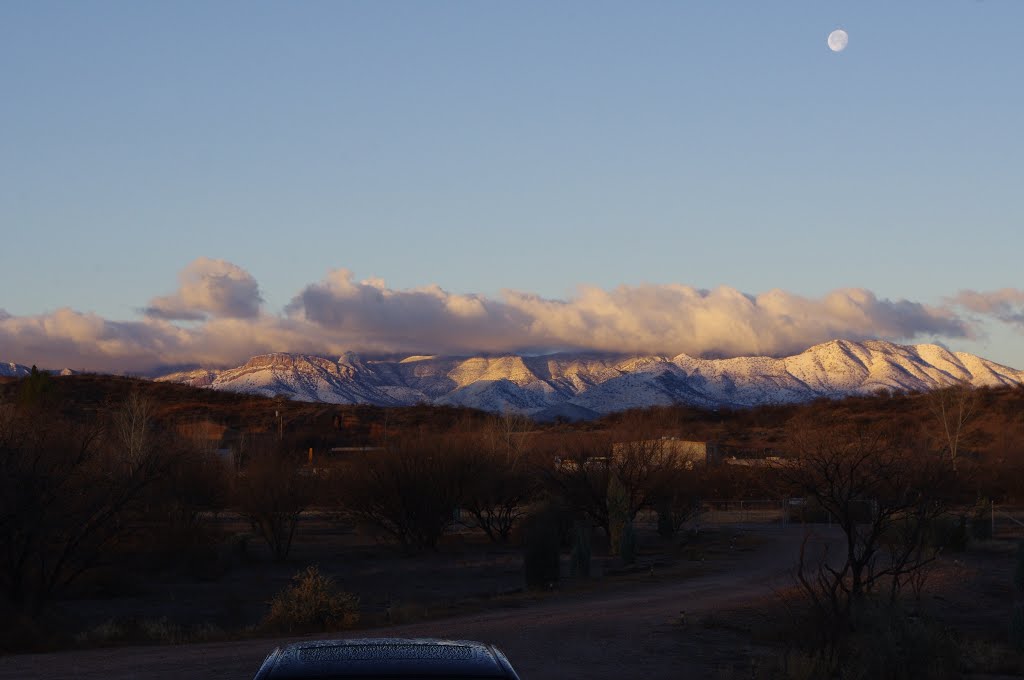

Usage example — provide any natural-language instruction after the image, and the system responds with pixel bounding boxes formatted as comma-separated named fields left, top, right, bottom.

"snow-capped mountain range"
left=0, top=362, right=31, bottom=378
left=147, top=340, right=1024, bottom=419
left=0, top=363, right=77, bottom=378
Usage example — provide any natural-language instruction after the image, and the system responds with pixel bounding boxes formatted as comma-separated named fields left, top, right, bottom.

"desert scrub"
left=262, top=565, right=360, bottom=633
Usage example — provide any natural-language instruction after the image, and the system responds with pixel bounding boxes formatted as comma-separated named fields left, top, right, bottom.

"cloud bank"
left=0, top=258, right=992, bottom=374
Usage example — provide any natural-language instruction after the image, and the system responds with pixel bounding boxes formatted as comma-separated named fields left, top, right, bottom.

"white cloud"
left=143, top=257, right=262, bottom=320
left=287, top=270, right=969, bottom=357
left=0, top=259, right=976, bottom=373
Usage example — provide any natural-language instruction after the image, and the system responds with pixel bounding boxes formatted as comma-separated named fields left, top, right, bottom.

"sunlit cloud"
left=142, top=257, right=263, bottom=321
left=948, top=288, right=1024, bottom=326
left=0, top=259, right=979, bottom=373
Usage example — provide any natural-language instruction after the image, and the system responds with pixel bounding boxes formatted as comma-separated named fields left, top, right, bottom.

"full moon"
left=828, top=29, right=849, bottom=52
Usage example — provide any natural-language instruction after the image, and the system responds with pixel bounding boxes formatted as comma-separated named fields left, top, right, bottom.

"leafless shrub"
left=336, top=434, right=470, bottom=553
left=235, top=447, right=310, bottom=562
left=261, top=565, right=359, bottom=633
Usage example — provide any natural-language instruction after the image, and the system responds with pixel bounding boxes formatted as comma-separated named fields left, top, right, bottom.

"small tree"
left=236, top=449, right=309, bottom=562
left=462, top=457, right=536, bottom=543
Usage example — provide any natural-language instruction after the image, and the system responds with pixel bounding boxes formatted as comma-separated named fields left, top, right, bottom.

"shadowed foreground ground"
left=1, top=528, right=808, bottom=680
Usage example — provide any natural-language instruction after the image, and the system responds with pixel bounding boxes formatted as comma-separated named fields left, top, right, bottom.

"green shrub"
left=620, top=518, right=636, bottom=565
left=262, top=566, right=360, bottom=633
left=607, top=473, right=630, bottom=556
left=522, top=505, right=561, bottom=589
left=570, top=520, right=591, bottom=578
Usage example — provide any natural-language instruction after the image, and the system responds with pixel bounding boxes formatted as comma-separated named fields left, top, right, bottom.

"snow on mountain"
left=150, top=340, right=1024, bottom=417
left=0, top=362, right=30, bottom=378
left=159, top=352, right=414, bottom=405
left=0, top=363, right=78, bottom=378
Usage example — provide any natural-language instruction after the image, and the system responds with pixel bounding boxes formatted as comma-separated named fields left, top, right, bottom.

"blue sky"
left=2, top=1, right=1023, bottom=371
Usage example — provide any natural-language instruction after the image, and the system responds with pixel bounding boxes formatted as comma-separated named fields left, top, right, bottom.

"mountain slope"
left=0, top=363, right=77, bottom=378
left=149, top=340, right=1024, bottom=417
left=0, top=362, right=31, bottom=378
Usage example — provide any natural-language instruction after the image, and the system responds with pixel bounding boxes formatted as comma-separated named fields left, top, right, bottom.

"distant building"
left=723, top=455, right=789, bottom=468
left=611, top=438, right=721, bottom=468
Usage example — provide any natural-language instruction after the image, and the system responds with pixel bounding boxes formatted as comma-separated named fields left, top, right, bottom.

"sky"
left=1, top=1, right=1023, bottom=372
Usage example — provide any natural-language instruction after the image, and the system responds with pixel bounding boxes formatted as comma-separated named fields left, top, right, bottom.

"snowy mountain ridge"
left=0, top=363, right=77, bottom=378
left=151, top=340, right=1024, bottom=418
left=0, top=362, right=31, bottom=378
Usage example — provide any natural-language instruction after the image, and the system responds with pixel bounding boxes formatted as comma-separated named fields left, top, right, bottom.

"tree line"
left=1, top=370, right=1016, bottom=624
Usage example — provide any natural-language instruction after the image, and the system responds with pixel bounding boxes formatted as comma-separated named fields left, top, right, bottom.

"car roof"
left=253, top=638, right=519, bottom=679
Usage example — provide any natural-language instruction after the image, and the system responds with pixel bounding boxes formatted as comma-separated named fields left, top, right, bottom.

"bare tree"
left=545, top=433, right=616, bottom=536
left=236, top=447, right=310, bottom=562
left=777, top=414, right=953, bottom=624
left=924, top=381, right=979, bottom=472
left=0, top=396, right=164, bottom=611
left=113, top=390, right=153, bottom=474
left=547, top=433, right=690, bottom=538
left=482, top=411, right=532, bottom=468
left=460, top=432, right=537, bottom=543
left=336, top=435, right=469, bottom=553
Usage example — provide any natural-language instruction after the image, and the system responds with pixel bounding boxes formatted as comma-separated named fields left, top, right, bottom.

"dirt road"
left=0, top=527, right=811, bottom=680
